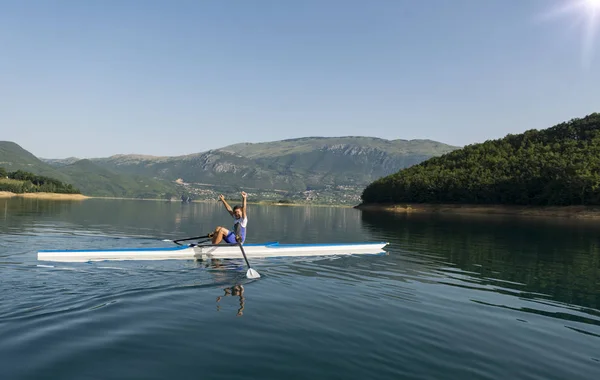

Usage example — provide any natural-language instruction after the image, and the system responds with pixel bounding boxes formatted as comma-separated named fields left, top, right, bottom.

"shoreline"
left=252, top=201, right=352, bottom=208
left=0, top=191, right=89, bottom=200
left=0, top=193, right=351, bottom=207
left=354, top=203, right=600, bottom=219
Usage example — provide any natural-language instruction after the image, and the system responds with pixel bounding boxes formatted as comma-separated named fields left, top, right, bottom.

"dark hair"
left=233, top=205, right=242, bottom=211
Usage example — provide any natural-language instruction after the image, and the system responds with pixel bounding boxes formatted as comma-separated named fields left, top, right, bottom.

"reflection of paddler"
left=211, top=258, right=245, bottom=272
left=216, top=285, right=245, bottom=316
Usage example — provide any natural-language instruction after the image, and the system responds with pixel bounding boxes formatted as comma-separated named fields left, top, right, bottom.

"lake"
left=1, top=198, right=599, bottom=380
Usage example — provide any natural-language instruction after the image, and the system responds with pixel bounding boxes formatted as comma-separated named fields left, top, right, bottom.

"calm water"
left=1, top=198, right=599, bottom=380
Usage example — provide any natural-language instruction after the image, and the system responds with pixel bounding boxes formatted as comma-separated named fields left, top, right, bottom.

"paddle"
left=234, top=224, right=260, bottom=279
left=237, top=240, right=260, bottom=279
left=165, top=234, right=210, bottom=245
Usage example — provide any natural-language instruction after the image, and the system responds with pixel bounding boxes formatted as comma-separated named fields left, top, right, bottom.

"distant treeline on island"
left=0, top=168, right=81, bottom=194
left=361, top=113, right=600, bottom=206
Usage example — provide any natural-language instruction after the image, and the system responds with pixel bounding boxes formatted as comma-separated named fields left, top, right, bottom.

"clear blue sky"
left=1, top=0, right=599, bottom=158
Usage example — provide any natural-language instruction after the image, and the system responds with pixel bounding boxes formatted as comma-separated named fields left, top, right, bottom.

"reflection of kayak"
left=37, top=241, right=389, bottom=262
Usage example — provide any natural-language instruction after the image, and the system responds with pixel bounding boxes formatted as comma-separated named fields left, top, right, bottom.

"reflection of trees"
left=360, top=211, right=600, bottom=311
left=3, top=198, right=211, bottom=238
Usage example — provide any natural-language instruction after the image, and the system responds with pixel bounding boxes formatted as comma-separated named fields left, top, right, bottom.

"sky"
left=1, top=0, right=599, bottom=158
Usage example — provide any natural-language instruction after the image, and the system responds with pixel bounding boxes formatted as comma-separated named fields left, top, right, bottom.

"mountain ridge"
left=2, top=136, right=459, bottom=202
left=48, top=137, right=457, bottom=162
left=84, top=137, right=459, bottom=192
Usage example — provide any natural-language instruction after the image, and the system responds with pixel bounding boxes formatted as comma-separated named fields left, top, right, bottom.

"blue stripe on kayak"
left=265, top=242, right=388, bottom=248
left=38, top=241, right=281, bottom=253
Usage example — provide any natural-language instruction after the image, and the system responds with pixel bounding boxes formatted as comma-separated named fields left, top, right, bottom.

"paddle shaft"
left=238, top=241, right=260, bottom=278
left=232, top=223, right=249, bottom=266
left=238, top=242, right=251, bottom=268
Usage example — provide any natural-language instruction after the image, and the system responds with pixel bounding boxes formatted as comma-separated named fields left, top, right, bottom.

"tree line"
left=0, top=168, right=81, bottom=194
left=361, top=113, right=600, bottom=206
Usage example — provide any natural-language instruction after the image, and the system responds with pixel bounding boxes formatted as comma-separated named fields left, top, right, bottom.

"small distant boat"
left=37, top=241, right=389, bottom=263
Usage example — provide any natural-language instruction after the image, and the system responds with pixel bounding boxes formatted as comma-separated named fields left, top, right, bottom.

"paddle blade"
left=246, top=268, right=261, bottom=279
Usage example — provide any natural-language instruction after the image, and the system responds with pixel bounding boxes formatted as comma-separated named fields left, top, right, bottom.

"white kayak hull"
left=37, top=242, right=389, bottom=262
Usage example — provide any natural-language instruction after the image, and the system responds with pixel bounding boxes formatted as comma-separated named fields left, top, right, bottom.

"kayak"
left=37, top=241, right=389, bottom=262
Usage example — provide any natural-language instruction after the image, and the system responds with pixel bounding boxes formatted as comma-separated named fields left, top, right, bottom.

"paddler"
left=210, top=191, right=248, bottom=244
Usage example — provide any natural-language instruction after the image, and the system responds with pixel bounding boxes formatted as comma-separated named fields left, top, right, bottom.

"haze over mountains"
left=1, top=137, right=459, bottom=203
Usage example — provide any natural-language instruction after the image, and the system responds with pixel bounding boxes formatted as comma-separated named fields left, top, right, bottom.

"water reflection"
left=360, top=210, right=600, bottom=310
left=186, top=256, right=249, bottom=316
left=1, top=199, right=370, bottom=247
left=216, top=285, right=246, bottom=317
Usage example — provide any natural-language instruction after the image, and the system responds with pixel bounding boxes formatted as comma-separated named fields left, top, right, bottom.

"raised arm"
left=241, top=191, right=247, bottom=218
left=219, top=194, right=234, bottom=216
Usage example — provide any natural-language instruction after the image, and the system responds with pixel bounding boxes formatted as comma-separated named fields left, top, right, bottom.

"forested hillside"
left=361, top=113, right=600, bottom=206
left=0, top=168, right=80, bottom=194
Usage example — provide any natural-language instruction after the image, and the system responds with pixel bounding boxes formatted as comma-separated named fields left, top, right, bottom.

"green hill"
left=58, top=159, right=182, bottom=198
left=0, top=141, right=73, bottom=183
left=0, top=141, right=182, bottom=198
left=360, top=113, right=600, bottom=206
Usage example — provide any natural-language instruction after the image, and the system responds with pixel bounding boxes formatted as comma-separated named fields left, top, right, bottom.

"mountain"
left=57, top=159, right=182, bottom=198
left=220, top=137, right=455, bottom=157
left=360, top=113, right=600, bottom=207
left=0, top=141, right=73, bottom=183
left=4, top=136, right=459, bottom=202
left=0, top=141, right=182, bottom=198
left=87, top=137, right=459, bottom=193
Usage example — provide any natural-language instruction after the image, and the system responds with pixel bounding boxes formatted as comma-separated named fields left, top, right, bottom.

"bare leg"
left=211, top=226, right=230, bottom=244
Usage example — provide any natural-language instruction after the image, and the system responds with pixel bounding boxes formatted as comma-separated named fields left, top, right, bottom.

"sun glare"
left=537, top=0, right=600, bottom=68
left=586, top=0, right=600, bottom=10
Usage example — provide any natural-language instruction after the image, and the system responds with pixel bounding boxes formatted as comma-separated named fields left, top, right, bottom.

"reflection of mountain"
left=359, top=211, right=600, bottom=312
left=1, top=197, right=79, bottom=226
left=18, top=199, right=373, bottom=245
